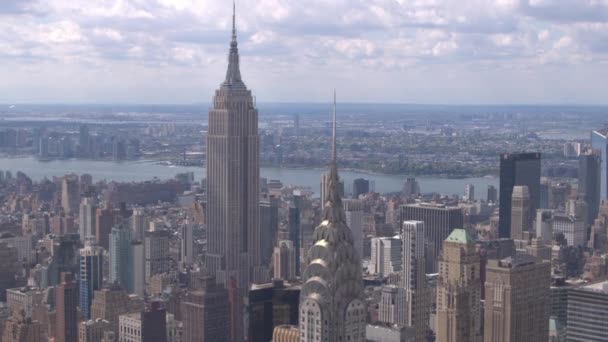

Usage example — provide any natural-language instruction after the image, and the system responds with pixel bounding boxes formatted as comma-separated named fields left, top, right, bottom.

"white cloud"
left=0, top=0, right=606, bottom=104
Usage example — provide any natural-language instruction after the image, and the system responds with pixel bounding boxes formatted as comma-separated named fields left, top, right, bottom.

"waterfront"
left=0, top=156, right=498, bottom=199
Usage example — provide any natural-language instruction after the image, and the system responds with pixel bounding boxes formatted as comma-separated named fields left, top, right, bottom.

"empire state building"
left=206, top=3, right=262, bottom=293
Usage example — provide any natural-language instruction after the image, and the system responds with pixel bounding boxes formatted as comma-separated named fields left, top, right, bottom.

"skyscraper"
left=567, top=280, right=608, bottom=341
left=144, top=230, right=170, bottom=281
left=579, top=151, right=602, bottom=223
left=464, top=183, right=475, bottom=202
left=181, top=273, right=229, bottom=342
left=499, top=152, right=541, bottom=238
left=273, top=240, right=296, bottom=281
left=96, top=203, right=116, bottom=250
left=260, top=194, right=279, bottom=267
left=79, top=197, right=97, bottom=242
left=57, top=272, right=78, bottom=342
left=399, top=203, right=464, bottom=273
left=402, top=221, right=429, bottom=341
left=79, top=240, right=104, bottom=320
left=109, top=224, right=133, bottom=292
left=62, top=175, right=80, bottom=215
left=352, top=178, right=370, bottom=199
left=204, top=6, right=263, bottom=339
left=510, top=185, right=531, bottom=240
left=299, top=94, right=365, bottom=342
left=592, top=130, right=608, bottom=201
left=180, top=222, right=194, bottom=269
left=344, top=199, right=365, bottom=259
left=487, top=185, right=498, bottom=203
left=436, top=229, right=481, bottom=342
left=288, top=198, right=301, bottom=276
left=369, top=236, right=402, bottom=277
left=483, top=255, right=551, bottom=342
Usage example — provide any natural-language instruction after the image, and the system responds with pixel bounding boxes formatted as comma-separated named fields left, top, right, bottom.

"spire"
left=323, top=91, right=346, bottom=224
left=232, top=0, right=236, bottom=43
left=332, top=89, right=337, bottom=164
left=224, top=0, right=244, bottom=88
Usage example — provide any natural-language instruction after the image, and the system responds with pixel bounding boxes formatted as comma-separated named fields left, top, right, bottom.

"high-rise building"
left=91, top=285, right=143, bottom=334
left=299, top=94, right=365, bottom=342
left=566, top=280, right=608, bottom=341
left=402, top=177, right=421, bottom=198
left=592, top=130, right=608, bottom=201
left=109, top=224, right=133, bottom=292
left=79, top=319, right=112, bottom=342
left=510, top=185, right=531, bottom=240
left=464, top=183, right=475, bottom=202
left=62, top=175, right=80, bottom=215
left=96, top=204, right=116, bottom=250
left=131, top=241, right=146, bottom=297
left=487, top=185, right=498, bottom=203
left=1, top=310, right=42, bottom=342
left=180, top=222, right=194, bottom=269
left=273, top=240, right=296, bottom=281
left=399, top=203, right=464, bottom=273
left=79, top=197, right=98, bottom=241
left=288, top=198, right=301, bottom=276
left=79, top=240, right=104, bottom=320
left=483, top=255, right=551, bottom=342
left=369, top=236, right=402, bottom=277
left=535, top=209, right=554, bottom=245
left=402, top=221, right=428, bottom=341
left=56, top=272, right=78, bottom=342
left=247, top=280, right=300, bottom=342
left=131, top=208, right=148, bottom=241
left=0, top=242, right=19, bottom=301
left=144, top=230, right=170, bottom=281
left=552, top=213, right=586, bottom=247
left=204, top=6, right=262, bottom=340
left=378, top=285, right=407, bottom=325
left=260, top=194, right=279, bottom=267
left=353, top=178, right=370, bottom=199
left=436, top=229, right=481, bottom=342
left=590, top=200, right=608, bottom=252
left=181, top=273, right=229, bottom=342
left=118, top=302, right=167, bottom=342
left=499, top=152, right=541, bottom=238
left=344, top=199, right=365, bottom=259
left=579, top=152, right=601, bottom=223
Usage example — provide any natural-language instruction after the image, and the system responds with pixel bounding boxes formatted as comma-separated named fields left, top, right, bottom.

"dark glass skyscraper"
left=592, top=130, right=608, bottom=201
left=579, top=152, right=601, bottom=223
left=499, top=152, right=541, bottom=238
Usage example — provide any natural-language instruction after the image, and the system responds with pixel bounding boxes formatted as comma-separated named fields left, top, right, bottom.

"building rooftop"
left=581, top=280, right=608, bottom=294
left=445, top=229, right=473, bottom=244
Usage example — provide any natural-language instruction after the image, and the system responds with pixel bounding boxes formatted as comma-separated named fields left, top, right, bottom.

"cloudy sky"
left=1, top=0, right=607, bottom=104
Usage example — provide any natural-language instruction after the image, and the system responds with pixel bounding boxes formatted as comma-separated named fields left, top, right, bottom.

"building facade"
left=402, top=221, right=428, bottom=341
left=592, top=130, right=608, bottom=201
left=499, top=152, right=541, bottom=238
left=399, top=203, right=464, bottom=273
left=436, top=229, right=481, bottom=342
left=510, top=185, right=531, bottom=240
left=483, top=255, right=551, bottom=342
left=567, top=280, right=608, bottom=341
left=57, top=273, right=78, bottom=342
left=109, top=224, right=133, bottom=292
left=79, top=240, right=104, bottom=320
left=369, top=236, right=402, bottom=277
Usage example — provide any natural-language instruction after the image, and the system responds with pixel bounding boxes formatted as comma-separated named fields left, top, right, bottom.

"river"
left=0, top=157, right=498, bottom=199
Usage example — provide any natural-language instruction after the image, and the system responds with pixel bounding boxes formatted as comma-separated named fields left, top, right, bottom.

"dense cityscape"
left=1, top=2, right=608, bottom=342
